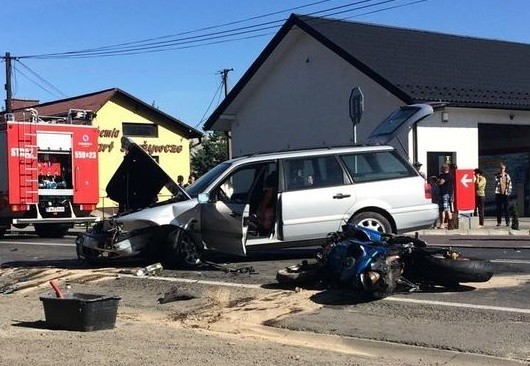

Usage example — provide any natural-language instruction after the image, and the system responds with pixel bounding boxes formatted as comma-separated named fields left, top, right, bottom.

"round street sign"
left=349, top=87, right=364, bottom=126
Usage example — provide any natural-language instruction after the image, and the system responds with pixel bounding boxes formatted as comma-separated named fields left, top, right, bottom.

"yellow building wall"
left=93, top=100, right=191, bottom=213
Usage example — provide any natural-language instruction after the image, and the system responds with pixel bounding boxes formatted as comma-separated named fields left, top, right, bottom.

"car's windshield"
left=185, top=161, right=231, bottom=198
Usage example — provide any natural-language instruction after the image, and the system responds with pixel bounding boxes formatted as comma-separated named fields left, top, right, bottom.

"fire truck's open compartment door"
left=37, top=132, right=73, bottom=192
left=37, top=152, right=72, bottom=190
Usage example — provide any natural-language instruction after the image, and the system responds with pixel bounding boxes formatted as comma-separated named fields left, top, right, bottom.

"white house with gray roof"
left=204, top=14, right=530, bottom=216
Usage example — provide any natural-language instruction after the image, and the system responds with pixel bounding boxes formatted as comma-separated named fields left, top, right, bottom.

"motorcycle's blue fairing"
left=326, top=225, right=389, bottom=286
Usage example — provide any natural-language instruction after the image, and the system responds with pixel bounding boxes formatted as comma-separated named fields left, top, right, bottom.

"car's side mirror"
left=197, top=192, right=210, bottom=203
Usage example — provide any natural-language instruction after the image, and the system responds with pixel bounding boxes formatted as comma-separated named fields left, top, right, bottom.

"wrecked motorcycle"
left=277, top=224, right=494, bottom=299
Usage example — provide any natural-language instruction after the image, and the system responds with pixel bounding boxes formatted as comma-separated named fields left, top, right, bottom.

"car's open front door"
left=200, top=199, right=248, bottom=256
left=200, top=162, right=276, bottom=256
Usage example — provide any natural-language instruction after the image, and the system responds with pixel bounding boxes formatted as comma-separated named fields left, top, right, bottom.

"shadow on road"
left=12, top=320, right=49, bottom=330
left=1, top=247, right=319, bottom=277
left=1, top=257, right=147, bottom=270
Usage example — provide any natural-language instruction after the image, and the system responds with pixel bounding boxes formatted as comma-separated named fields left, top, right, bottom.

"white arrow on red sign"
left=460, top=173, right=473, bottom=188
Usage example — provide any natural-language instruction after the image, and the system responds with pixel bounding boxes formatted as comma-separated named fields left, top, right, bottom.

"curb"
left=409, top=228, right=530, bottom=236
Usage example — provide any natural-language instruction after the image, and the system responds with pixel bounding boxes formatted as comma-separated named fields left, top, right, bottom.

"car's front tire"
left=163, top=229, right=202, bottom=269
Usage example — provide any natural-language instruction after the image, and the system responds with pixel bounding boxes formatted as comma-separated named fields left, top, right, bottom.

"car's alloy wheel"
left=351, top=212, right=392, bottom=234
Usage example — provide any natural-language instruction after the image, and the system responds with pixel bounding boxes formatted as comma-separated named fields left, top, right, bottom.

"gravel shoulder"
left=0, top=266, right=527, bottom=366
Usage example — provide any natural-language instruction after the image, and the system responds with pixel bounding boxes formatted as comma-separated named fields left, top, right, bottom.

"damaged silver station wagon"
left=76, top=104, right=439, bottom=268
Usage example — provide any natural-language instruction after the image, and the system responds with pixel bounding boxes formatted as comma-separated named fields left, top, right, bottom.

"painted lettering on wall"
left=139, top=141, right=183, bottom=154
left=98, top=127, right=183, bottom=154
left=99, top=128, right=120, bottom=138
left=99, top=141, right=115, bottom=152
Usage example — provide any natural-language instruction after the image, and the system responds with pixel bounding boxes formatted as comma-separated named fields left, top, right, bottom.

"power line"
left=13, top=63, right=60, bottom=98
left=18, top=0, right=335, bottom=59
left=196, top=78, right=225, bottom=128
left=34, top=0, right=336, bottom=58
left=16, top=60, right=67, bottom=97
left=14, top=0, right=425, bottom=59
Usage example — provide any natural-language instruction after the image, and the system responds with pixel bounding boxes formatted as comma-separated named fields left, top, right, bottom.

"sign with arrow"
left=454, top=169, right=475, bottom=211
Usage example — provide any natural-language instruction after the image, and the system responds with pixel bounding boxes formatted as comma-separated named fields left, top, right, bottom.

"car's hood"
left=106, top=137, right=190, bottom=211
left=364, top=104, right=436, bottom=146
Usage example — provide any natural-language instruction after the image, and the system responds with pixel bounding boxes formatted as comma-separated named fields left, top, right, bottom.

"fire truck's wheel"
left=0, top=227, right=6, bottom=238
left=12, top=224, right=29, bottom=229
left=34, top=223, right=71, bottom=238
left=163, top=229, right=202, bottom=269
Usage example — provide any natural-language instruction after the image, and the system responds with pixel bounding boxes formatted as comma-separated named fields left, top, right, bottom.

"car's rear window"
left=340, top=151, right=415, bottom=183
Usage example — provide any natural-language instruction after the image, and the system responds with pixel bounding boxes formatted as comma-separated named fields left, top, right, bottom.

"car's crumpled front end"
left=76, top=137, right=196, bottom=261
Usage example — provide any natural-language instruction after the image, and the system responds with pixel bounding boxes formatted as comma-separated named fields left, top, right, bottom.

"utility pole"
left=220, top=68, right=233, bottom=159
left=220, top=68, right=233, bottom=97
left=5, top=52, right=12, bottom=113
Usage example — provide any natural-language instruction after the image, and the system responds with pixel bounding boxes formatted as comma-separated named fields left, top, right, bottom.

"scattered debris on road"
left=158, top=286, right=197, bottom=304
left=202, top=261, right=258, bottom=275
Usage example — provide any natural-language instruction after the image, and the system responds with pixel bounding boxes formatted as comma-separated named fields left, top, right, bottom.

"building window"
left=122, top=122, right=158, bottom=137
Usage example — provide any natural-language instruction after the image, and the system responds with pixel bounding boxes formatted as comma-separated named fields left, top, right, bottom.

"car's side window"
left=283, top=158, right=315, bottom=191
left=283, top=155, right=346, bottom=191
left=315, top=155, right=347, bottom=187
left=217, top=166, right=258, bottom=203
left=341, top=151, right=415, bottom=183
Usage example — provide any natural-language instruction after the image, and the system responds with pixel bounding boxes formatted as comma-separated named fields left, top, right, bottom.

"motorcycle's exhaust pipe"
left=361, top=255, right=401, bottom=289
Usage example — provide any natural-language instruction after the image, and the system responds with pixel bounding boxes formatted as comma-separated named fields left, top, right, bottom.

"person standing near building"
left=473, top=168, right=486, bottom=228
left=437, top=164, right=453, bottom=229
left=428, top=175, right=441, bottom=228
left=177, top=175, right=185, bottom=188
left=185, top=173, right=196, bottom=188
left=495, top=162, right=512, bottom=227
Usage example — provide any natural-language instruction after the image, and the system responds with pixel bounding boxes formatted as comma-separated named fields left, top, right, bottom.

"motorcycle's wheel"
left=276, top=261, right=321, bottom=286
left=368, top=281, right=396, bottom=300
left=414, top=254, right=494, bottom=285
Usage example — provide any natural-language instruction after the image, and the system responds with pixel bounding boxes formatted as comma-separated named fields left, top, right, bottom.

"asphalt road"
left=1, top=232, right=529, bottom=364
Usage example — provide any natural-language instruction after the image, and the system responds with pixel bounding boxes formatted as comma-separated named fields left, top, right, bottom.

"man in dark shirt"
left=437, top=163, right=453, bottom=229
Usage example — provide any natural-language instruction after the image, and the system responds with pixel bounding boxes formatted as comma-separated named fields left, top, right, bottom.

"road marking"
left=385, top=297, right=530, bottom=314
left=124, top=274, right=530, bottom=315
left=121, top=274, right=265, bottom=290
left=491, top=259, right=530, bottom=265
left=0, top=241, right=74, bottom=247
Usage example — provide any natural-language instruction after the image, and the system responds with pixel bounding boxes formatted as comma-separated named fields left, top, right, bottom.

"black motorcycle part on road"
left=276, top=261, right=322, bottom=286
left=411, top=253, right=494, bottom=286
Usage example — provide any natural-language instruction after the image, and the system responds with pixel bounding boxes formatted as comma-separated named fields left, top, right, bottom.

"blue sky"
left=3, top=0, right=529, bottom=130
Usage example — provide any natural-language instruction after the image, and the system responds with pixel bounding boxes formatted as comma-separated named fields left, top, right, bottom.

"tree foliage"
left=191, top=131, right=228, bottom=177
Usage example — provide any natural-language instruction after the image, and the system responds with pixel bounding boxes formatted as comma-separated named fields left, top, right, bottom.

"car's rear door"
left=280, top=155, right=354, bottom=241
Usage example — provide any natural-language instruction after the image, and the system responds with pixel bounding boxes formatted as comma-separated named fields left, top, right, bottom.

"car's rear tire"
left=350, top=212, right=392, bottom=234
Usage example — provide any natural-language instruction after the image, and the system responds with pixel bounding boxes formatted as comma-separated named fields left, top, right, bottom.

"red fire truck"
left=0, top=109, right=99, bottom=238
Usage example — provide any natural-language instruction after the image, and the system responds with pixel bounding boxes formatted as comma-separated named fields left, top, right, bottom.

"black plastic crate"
left=40, top=293, right=120, bottom=331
